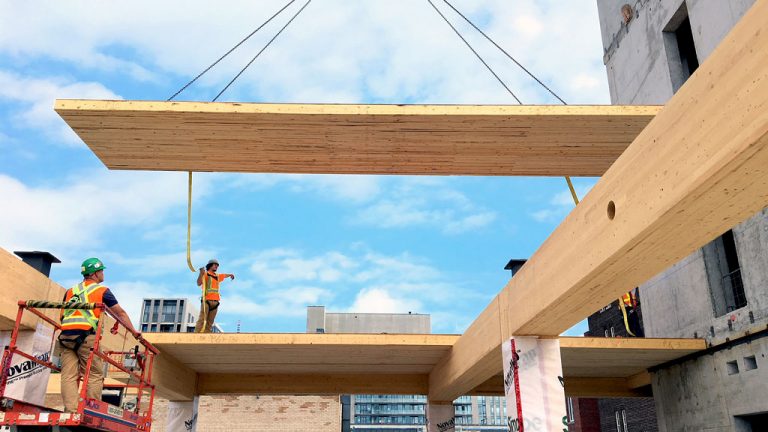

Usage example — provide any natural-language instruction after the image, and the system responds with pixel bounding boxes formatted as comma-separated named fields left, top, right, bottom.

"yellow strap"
left=186, top=171, right=196, bottom=273
left=563, top=176, right=634, bottom=336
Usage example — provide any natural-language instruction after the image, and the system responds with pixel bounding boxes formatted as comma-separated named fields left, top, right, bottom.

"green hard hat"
left=81, top=258, right=106, bottom=276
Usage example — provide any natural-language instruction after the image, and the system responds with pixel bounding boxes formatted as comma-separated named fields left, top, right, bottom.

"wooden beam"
left=429, top=0, right=768, bottom=401
left=197, top=373, right=427, bottom=395
left=54, top=101, right=659, bottom=177
left=469, top=375, right=653, bottom=398
left=0, top=249, right=62, bottom=330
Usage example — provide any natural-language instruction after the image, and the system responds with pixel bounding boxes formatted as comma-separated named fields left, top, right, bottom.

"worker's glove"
left=230, top=274, right=235, bottom=280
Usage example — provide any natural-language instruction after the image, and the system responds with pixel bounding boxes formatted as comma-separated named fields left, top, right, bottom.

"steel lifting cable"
left=214, top=0, right=313, bottom=102
left=440, top=0, right=567, bottom=105
left=167, top=0, right=300, bottom=101
left=177, top=0, right=313, bottom=273
left=425, top=0, right=521, bottom=104
left=432, top=2, right=633, bottom=332
left=426, top=0, right=579, bottom=203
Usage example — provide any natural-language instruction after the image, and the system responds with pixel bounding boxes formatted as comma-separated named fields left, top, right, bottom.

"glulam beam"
left=428, top=0, right=768, bottom=402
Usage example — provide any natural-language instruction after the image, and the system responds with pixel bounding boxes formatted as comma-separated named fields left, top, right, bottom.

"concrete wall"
left=652, top=338, right=768, bottom=432
left=596, top=0, right=755, bottom=104
left=595, top=0, right=767, bottom=430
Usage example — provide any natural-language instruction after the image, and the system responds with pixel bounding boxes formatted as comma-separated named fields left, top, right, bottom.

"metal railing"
left=0, top=300, right=158, bottom=429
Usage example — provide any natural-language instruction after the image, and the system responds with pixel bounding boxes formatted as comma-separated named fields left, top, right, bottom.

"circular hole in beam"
left=607, top=201, right=616, bottom=220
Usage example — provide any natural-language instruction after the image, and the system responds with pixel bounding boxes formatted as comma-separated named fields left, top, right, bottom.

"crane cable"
left=424, top=0, right=577, bottom=206
left=176, top=1, right=313, bottom=276
left=428, top=0, right=635, bottom=335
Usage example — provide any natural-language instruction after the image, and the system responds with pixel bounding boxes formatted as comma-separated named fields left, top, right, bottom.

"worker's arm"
left=197, top=267, right=205, bottom=286
left=219, top=273, right=235, bottom=281
left=110, top=303, right=140, bottom=337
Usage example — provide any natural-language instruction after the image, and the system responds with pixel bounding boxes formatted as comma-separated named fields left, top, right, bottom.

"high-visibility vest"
left=61, top=282, right=107, bottom=331
left=203, top=272, right=222, bottom=301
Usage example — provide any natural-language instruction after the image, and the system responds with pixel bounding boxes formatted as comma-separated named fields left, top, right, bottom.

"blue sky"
left=0, top=0, right=609, bottom=335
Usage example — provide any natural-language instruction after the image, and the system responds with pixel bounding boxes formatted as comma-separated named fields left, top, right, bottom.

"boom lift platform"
left=0, top=301, right=158, bottom=431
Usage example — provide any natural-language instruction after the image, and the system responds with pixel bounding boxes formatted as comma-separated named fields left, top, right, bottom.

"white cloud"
left=221, top=174, right=382, bottom=204
left=353, top=180, right=497, bottom=234
left=530, top=182, right=596, bottom=223
left=0, top=171, right=214, bottom=256
left=229, top=246, right=476, bottom=328
left=348, top=288, right=422, bottom=314
left=247, top=249, right=357, bottom=284
left=0, top=1, right=608, bottom=104
left=224, top=286, right=333, bottom=318
left=0, top=70, right=121, bottom=146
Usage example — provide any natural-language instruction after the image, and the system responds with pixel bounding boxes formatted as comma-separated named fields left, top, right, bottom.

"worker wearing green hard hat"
left=59, top=257, right=139, bottom=412
left=80, top=257, right=106, bottom=276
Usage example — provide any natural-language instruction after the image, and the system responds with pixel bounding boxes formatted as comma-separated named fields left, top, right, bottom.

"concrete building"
left=139, top=297, right=221, bottom=333
left=307, top=306, right=508, bottom=432
left=596, top=1, right=768, bottom=430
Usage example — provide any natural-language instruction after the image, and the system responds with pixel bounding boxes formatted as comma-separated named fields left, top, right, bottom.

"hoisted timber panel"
left=55, top=100, right=660, bottom=176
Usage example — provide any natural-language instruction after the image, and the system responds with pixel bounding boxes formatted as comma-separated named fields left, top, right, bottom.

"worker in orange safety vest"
left=59, top=257, right=139, bottom=412
left=195, top=259, right=235, bottom=333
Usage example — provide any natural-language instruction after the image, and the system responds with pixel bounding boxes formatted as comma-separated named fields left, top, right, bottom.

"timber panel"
left=143, top=333, right=703, bottom=396
left=55, top=101, right=659, bottom=176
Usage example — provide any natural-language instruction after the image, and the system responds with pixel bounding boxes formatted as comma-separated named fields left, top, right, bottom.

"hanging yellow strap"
left=563, top=176, right=636, bottom=337
left=186, top=171, right=196, bottom=273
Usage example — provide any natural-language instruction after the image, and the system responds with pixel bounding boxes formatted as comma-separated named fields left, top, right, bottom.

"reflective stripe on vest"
left=61, top=282, right=105, bottom=331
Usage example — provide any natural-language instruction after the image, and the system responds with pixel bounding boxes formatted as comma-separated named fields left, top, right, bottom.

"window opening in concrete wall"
left=744, top=356, right=757, bottom=371
left=615, top=408, right=628, bottom=432
left=703, top=230, right=747, bottom=317
left=735, top=413, right=768, bottom=431
left=663, top=2, right=700, bottom=93
left=726, top=360, right=739, bottom=375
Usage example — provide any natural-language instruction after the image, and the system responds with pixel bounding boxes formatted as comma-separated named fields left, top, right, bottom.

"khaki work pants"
left=194, top=300, right=219, bottom=333
left=60, top=334, right=104, bottom=412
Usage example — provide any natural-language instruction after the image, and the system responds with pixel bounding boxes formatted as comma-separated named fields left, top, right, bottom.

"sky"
left=0, top=0, right=610, bottom=335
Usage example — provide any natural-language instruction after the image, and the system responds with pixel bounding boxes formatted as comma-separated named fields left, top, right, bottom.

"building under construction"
left=1, top=0, right=768, bottom=431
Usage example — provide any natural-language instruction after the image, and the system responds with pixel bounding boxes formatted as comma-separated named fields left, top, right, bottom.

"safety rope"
left=167, top=0, right=299, bottom=101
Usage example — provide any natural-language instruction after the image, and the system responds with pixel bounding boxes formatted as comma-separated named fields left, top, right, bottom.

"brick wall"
left=598, top=398, right=658, bottom=432
left=569, top=398, right=601, bottom=432
left=151, top=395, right=341, bottom=431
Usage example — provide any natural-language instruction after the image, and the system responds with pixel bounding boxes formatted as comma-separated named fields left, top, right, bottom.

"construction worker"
left=195, top=259, right=234, bottom=333
left=59, top=258, right=139, bottom=412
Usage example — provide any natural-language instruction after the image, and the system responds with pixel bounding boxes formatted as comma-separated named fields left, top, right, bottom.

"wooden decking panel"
left=55, top=100, right=660, bottom=176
